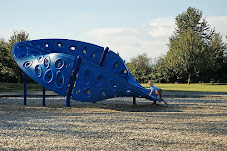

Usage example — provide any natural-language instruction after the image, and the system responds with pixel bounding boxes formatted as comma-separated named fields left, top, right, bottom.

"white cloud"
left=85, top=17, right=175, bottom=62
left=85, top=16, right=227, bottom=62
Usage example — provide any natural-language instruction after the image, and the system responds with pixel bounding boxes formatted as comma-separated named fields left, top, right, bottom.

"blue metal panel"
left=13, top=42, right=75, bottom=96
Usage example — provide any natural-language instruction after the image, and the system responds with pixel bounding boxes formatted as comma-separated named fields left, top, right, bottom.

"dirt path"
left=0, top=97, right=226, bottom=150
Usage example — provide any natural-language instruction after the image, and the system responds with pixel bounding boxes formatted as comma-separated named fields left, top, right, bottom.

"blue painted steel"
left=99, top=47, right=109, bottom=67
left=133, top=97, right=136, bottom=105
left=66, top=56, right=82, bottom=107
left=24, top=72, right=27, bottom=105
left=42, top=87, right=45, bottom=106
left=12, top=39, right=162, bottom=103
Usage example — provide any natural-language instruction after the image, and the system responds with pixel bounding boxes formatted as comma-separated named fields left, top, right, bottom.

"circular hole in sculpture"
left=114, top=61, right=119, bottom=68
left=82, top=46, right=87, bottom=55
left=45, top=43, right=49, bottom=48
left=55, top=59, right=64, bottom=69
left=70, top=45, right=76, bottom=51
left=56, top=41, right=63, bottom=49
left=100, top=89, right=107, bottom=99
left=95, top=74, right=104, bottom=87
left=37, top=56, right=43, bottom=62
left=23, top=61, right=32, bottom=68
left=44, top=70, right=53, bottom=83
left=113, top=61, right=119, bottom=72
left=87, top=89, right=91, bottom=95
left=35, top=65, right=42, bottom=77
left=120, top=69, right=128, bottom=76
left=25, top=62, right=30, bottom=67
left=125, top=89, right=132, bottom=94
left=55, top=71, right=64, bottom=88
left=83, top=88, right=93, bottom=98
left=44, top=57, right=51, bottom=68
left=90, top=50, right=99, bottom=59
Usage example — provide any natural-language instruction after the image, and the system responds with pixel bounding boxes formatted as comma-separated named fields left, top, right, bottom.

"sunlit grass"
left=0, top=83, right=46, bottom=92
left=141, top=83, right=227, bottom=92
left=0, top=83, right=226, bottom=92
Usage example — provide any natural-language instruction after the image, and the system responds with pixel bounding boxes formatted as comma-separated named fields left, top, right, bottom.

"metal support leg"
left=99, top=47, right=109, bottom=67
left=66, top=56, right=82, bottom=107
left=24, top=73, right=27, bottom=105
left=42, top=87, right=45, bottom=106
left=133, top=97, right=136, bottom=105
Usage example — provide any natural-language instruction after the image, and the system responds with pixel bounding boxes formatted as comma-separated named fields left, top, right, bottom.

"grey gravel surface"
left=0, top=96, right=226, bottom=150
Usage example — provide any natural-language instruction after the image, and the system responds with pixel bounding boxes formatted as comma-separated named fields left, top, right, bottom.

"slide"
left=12, top=39, right=161, bottom=103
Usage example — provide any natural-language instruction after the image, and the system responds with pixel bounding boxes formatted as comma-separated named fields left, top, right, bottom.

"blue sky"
left=1, top=0, right=227, bottom=61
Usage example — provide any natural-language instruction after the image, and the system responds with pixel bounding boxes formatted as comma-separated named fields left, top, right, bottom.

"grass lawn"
left=0, top=83, right=227, bottom=93
left=0, top=83, right=46, bottom=92
left=141, top=83, right=227, bottom=92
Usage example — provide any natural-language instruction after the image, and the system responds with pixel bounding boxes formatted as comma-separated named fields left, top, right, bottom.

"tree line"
left=127, top=7, right=227, bottom=84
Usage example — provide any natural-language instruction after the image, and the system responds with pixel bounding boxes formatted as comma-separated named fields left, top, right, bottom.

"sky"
left=0, top=0, right=227, bottom=61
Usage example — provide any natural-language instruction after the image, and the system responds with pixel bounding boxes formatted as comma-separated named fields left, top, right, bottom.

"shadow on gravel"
left=0, top=96, right=206, bottom=113
left=58, top=101, right=186, bottom=112
left=91, top=104, right=183, bottom=112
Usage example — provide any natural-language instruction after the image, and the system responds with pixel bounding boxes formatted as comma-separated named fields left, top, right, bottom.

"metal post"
left=133, top=97, right=136, bottom=105
left=66, top=56, right=82, bottom=107
left=42, top=87, right=45, bottom=106
left=99, top=47, right=109, bottom=67
left=24, top=73, right=27, bottom=105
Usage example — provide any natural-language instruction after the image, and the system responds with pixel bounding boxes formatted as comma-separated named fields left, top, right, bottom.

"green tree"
left=165, top=7, right=224, bottom=84
left=127, top=53, right=152, bottom=83
left=151, top=56, right=170, bottom=83
left=207, top=33, right=227, bottom=82
left=7, top=30, right=29, bottom=83
left=0, top=39, right=15, bottom=82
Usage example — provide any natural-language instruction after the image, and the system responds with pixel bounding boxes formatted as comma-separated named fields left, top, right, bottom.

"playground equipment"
left=12, top=39, right=161, bottom=106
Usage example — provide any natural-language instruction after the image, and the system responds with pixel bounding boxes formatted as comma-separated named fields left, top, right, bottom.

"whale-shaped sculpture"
left=12, top=39, right=161, bottom=103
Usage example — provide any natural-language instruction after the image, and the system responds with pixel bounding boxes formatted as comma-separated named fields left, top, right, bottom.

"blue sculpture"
left=12, top=39, right=161, bottom=105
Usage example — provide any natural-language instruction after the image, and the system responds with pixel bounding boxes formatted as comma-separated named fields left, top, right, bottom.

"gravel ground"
left=0, top=96, right=226, bottom=151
